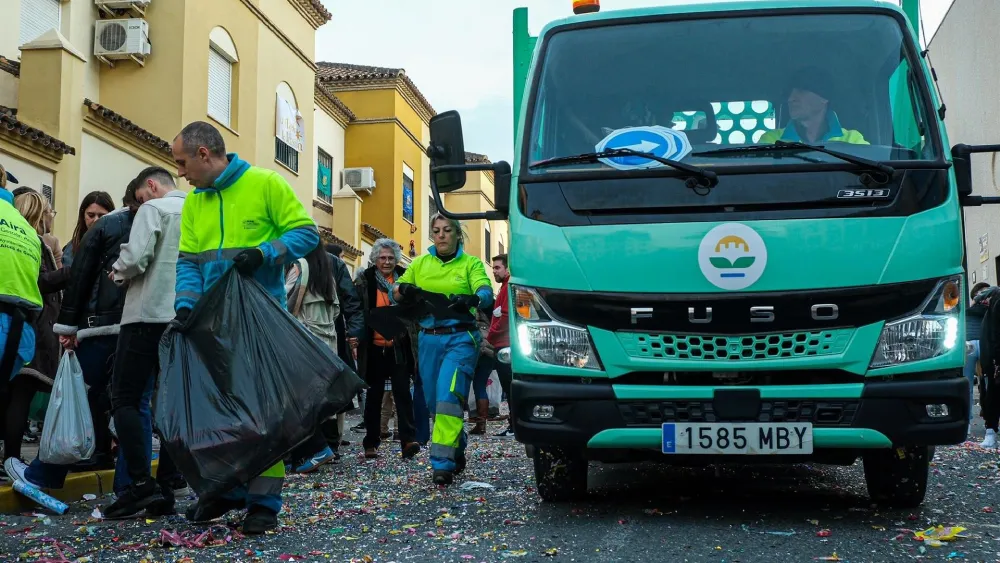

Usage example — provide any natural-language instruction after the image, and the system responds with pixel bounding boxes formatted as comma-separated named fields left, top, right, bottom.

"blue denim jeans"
left=413, top=380, right=430, bottom=445
left=469, top=354, right=493, bottom=404
left=965, top=340, right=980, bottom=422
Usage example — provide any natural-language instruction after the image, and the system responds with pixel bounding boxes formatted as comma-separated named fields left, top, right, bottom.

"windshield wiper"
left=529, top=148, right=719, bottom=188
left=694, top=140, right=895, bottom=180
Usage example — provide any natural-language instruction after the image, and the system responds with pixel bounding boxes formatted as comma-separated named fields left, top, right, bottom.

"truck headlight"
left=870, top=275, right=962, bottom=368
left=512, top=285, right=601, bottom=370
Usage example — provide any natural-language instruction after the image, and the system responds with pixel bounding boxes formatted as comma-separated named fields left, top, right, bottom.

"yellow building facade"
left=316, top=63, right=509, bottom=282
left=0, top=0, right=331, bottom=242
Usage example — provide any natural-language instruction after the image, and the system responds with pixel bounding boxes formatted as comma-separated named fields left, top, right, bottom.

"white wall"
left=1, top=151, right=54, bottom=196
left=930, top=1, right=1000, bottom=285
left=79, top=133, right=151, bottom=207
left=312, top=105, right=345, bottom=200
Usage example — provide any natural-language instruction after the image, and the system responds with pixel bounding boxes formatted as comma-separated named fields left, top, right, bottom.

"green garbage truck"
left=425, top=0, right=1000, bottom=507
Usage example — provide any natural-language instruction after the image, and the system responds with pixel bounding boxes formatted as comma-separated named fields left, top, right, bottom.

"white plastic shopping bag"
left=486, top=372, right=502, bottom=409
left=39, top=352, right=95, bottom=464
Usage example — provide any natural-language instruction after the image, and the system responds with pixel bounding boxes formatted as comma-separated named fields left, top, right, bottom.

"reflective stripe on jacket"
left=175, top=154, right=319, bottom=311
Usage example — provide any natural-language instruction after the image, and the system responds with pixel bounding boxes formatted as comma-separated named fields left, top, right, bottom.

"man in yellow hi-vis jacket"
left=170, top=121, right=319, bottom=535
left=760, top=66, right=868, bottom=146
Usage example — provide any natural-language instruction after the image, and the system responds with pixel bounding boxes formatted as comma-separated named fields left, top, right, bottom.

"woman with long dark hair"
left=284, top=243, right=343, bottom=472
left=62, top=191, right=114, bottom=268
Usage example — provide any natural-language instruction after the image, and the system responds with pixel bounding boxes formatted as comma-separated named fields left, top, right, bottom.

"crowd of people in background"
left=0, top=120, right=515, bottom=533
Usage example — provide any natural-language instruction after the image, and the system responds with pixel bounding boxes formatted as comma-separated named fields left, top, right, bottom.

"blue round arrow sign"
left=595, top=126, right=692, bottom=171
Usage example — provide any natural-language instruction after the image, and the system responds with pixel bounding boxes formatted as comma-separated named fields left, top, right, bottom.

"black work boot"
left=185, top=496, right=244, bottom=523
left=242, top=505, right=279, bottom=535
left=145, top=482, right=176, bottom=516
left=104, top=479, right=165, bottom=519
left=433, top=470, right=454, bottom=486
left=455, top=452, right=467, bottom=475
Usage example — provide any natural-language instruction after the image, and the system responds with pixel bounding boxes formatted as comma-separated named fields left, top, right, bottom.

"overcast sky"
left=316, top=0, right=955, bottom=164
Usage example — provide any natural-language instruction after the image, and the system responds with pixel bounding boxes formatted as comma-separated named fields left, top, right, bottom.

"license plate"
left=661, top=423, right=813, bottom=455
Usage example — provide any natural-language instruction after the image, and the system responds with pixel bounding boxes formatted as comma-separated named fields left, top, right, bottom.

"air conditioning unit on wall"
left=94, top=18, right=151, bottom=67
left=345, top=167, right=376, bottom=191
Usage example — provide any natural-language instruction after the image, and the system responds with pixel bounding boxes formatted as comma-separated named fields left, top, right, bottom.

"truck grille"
left=618, top=400, right=859, bottom=427
left=617, top=330, right=852, bottom=361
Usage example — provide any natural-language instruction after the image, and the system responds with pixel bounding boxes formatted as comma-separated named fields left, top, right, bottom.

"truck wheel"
left=533, top=446, right=587, bottom=502
left=862, top=446, right=930, bottom=508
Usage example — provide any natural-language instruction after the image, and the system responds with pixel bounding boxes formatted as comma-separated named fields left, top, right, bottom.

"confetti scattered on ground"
left=0, top=415, right=999, bottom=562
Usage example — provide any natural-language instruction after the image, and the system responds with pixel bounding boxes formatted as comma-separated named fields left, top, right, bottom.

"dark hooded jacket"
left=355, top=264, right=419, bottom=383
left=978, top=286, right=1000, bottom=381
left=53, top=208, right=133, bottom=339
left=20, top=239, right=70, bottom=384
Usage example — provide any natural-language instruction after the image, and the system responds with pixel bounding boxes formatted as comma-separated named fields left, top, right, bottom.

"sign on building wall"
left=402, top=164, right=414, bottom=224
left=276, top=97, right=304, bottom=152
left=980, top=234, right=990, bottom=263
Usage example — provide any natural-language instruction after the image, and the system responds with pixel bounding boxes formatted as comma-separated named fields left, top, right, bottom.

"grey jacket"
left=112, top=190, right=186, bottom=325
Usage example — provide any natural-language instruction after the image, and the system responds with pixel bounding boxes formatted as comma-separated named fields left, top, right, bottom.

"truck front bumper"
left=511, top=370, right=969, bottom=451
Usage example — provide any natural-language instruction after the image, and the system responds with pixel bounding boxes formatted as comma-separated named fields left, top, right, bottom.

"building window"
left=276, top=82, right=303, bottom=173
left=276, top=138, right=299, bottom=172
left=20, top=0, right=61, bottom=46
left=427, top=195, right=438, bottom=240
left=485, top=225, right=491, bottom=262
left=402, top=163, right=414, bottom=223
left=208, top=28, right=238, bottom=128
left=317, top=148, right=333, bottom=202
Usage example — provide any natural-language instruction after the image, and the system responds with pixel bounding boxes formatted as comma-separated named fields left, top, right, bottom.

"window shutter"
left=207, top=48, right=232, bottom=127
left=20, top=0, right=61, bottom=47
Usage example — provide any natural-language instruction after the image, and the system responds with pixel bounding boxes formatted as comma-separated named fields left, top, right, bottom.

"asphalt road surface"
left=1, top=415, right=999, bottom=563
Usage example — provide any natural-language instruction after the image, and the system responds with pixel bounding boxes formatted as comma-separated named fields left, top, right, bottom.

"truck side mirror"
left=494, top=161, right=512, bottom=216
left=428, top=110, right=467, bottom=193
left=952, top=143, right=1000, bottom=206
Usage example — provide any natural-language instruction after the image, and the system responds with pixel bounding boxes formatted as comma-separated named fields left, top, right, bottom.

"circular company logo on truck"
left=698, top=223, right=767, bottom=290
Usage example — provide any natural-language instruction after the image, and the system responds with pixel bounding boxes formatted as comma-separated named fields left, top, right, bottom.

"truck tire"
left=862, top=446, right=930, bottom=508
left=533, top=446, right=587, bottom=502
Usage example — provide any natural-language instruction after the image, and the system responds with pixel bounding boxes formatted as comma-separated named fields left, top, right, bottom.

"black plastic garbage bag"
left=155, top=268, right=366, bottom=502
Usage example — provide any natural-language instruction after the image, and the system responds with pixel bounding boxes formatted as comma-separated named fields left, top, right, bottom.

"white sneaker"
left=4, top=457, right=30, bottom=484
left=981, top=429, right=997, bottom=449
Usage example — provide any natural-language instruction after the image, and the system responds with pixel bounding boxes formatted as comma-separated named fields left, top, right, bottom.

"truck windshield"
left=526, top=11, right=939, bottom=174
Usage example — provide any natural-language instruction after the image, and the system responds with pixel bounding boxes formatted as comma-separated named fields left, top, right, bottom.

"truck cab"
left=426, top=0, right=1000, bottom=507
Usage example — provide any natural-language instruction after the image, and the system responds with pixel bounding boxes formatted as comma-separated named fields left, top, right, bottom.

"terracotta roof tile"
left=308, top=0, right=332, bottom=23
left=83, top=99, right=172, bottom=155
left=315, top=81, right=356, bottom=121
left=0, top=106, right=75, bottom=155
left=318, top=226, right=361, bottom=258
left=362, top=222, right=389, bottom=241
left=0, top=57, right=20, bottom=77
left=317, top=62, right=436, bottom=121
left=465, top=151, right=490, bottom=164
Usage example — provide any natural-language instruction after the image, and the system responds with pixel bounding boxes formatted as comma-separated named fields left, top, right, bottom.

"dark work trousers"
left=363, top=344, right=415, bottom=449
left=0, top=374, right=47, bottom=461
left=495, top=360, right=513, bottom=406
left=110, top=322, right=172, bottom=484
left=984, top=365, right=1000, bottom=431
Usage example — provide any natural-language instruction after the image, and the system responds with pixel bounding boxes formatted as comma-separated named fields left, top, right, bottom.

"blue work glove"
left=233, top=248, right=265, bottom=276
left=448, top=294, right=480, bottom=313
